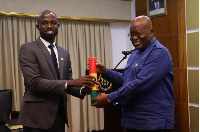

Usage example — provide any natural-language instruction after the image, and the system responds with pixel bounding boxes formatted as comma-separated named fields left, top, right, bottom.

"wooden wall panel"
left=189, top=106, right=199, bottom=132
left=157, top=35, right=179, bottom=68
left=173, top=69, right=188, bottom=103
left=178, top=0, right=186, bottom=34
left=177, top=0, right=187, bottom=69
left=188, top=70, right=199, bottom=104
left=152, top=0, right=178, bottom=37
left=178, top=33, right=187, bottom=68
left=173, top=102, right=190, bottom=132
left=186, top=0, right=199, bottom=30
left=135, top=0, right=189, bottom=131
left=187, top=32, right=199, bottom=67
left=135, top=0, right=147, bottom=16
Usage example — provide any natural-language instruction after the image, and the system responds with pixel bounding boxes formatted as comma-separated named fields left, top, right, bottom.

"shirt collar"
left=140, top=37, right=157, bottom=52
left=154, top=1, right=159, bottom=4
left=40, top=37, right=56, bottom=48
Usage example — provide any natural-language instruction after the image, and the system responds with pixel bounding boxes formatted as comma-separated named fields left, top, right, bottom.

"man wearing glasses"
left=92, top=16, right=174, bottom=132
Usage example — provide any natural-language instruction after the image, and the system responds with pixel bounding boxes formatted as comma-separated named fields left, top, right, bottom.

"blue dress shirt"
left=102, top=37, right=174, bottom=130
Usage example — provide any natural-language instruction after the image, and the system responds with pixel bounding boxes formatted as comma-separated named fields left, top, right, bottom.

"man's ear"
left=58, top=23, right=60, bottom=28
left=151, top=28, right=154, bottom=32
left=150, top=28, right=154, bottom=37
left=36, top=24, right=39, bottom=30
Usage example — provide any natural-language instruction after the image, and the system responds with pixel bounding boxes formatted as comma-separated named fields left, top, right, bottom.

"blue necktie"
left=156, top=3, right=159, bottom=9
left=48, top=44, right=60, bottom=79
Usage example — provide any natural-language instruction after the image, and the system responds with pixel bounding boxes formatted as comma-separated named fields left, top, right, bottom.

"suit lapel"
left=36, top=38, right=58, bottom=79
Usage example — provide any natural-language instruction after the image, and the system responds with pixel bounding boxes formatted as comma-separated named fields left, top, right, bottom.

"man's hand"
left=87, top=59, right=107, bottom=74
left=67, top=75, right=98, bottom=89
left=91, top=93, right=111, bottom=108
left=96, top=61, right=107, bottom=74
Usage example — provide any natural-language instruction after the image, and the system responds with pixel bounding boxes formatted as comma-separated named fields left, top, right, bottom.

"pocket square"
left=61, top=58, right=64, bottom=60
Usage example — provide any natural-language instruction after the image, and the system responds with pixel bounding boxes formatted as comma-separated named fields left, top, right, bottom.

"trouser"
left=23, top=99, right=65, bottom=132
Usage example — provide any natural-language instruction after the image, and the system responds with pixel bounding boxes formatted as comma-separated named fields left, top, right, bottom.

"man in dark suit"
left=18, top=10, right=97, bottom=132
left=149, top=0, right=165, bottom=11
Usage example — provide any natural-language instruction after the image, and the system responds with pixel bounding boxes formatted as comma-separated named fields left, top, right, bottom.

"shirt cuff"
left=65, top=81, right=67, bottom=89
left=108, top=92, right=119, bottom=106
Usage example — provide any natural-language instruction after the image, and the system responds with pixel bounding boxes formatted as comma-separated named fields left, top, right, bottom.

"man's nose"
left=46, top=22, right=52, bottom=28
left=132, top=35, right=139, bottom=40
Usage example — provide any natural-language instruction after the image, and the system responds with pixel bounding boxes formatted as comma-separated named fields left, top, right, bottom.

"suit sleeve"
left=60, top=49, right=84, bottom=99
left=19, top=43, right=66, bottom=95
left=108, top=48, right=173, bottom=105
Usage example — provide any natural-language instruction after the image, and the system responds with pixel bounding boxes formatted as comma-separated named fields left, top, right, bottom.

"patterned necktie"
left=48, top=44, right=60, bottom=79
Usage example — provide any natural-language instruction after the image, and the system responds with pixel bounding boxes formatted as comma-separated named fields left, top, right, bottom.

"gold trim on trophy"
left=98, top=74, right=112, bottom=91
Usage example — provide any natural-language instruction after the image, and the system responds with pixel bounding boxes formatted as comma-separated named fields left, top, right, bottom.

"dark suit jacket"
left=149, top=0, right=164, bottom=11
left=18, top=37, right=84, bottom=129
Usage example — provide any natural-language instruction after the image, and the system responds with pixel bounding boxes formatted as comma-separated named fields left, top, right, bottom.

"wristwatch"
left=80, top=86, right=86, bottom=96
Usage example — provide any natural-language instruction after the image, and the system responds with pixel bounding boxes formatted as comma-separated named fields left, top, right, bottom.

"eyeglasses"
left=128, top=27, right=152, bottom=38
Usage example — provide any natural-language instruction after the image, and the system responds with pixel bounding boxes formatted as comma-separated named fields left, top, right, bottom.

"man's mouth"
left=46, top=30, right=54, bottom=34
left=133, top=41, right=140, bottom=46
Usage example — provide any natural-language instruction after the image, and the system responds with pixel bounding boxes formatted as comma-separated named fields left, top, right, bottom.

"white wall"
left=110, top=23, right=132, bottom=69
left=110, top=0, right=135, bottom=69
left=110, top=23, right=133, bottom=69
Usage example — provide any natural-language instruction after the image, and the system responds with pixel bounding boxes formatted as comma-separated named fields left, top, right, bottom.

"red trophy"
left=89, top=57, right=98, bottom=104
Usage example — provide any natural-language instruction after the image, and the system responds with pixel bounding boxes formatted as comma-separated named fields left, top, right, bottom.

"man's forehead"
left=40, top=12, right=54, bottom=17
left=38, top=10, right=57, bottom=19
left=130, top=21, right=145, bottom=30
left=38, top=13, right=57, bottom=21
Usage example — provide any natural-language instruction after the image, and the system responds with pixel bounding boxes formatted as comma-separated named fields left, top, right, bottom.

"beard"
left=40, top=31, right=58, bottom=42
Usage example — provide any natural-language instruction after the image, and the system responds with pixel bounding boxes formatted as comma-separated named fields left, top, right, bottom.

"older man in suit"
left=18, top=10, right=97, bottom=132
